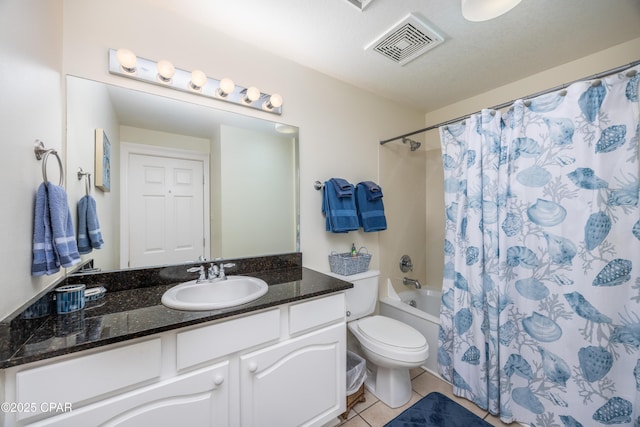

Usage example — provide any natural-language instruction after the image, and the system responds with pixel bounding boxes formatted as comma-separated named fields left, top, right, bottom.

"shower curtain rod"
left=379, top=59, right=640, bottom=145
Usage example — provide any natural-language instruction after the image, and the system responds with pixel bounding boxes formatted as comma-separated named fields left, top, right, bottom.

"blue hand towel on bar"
left=32, top=183, right=58, bottom=276
left=330, top=177, right=354, bottom=197
left=356, top=182, right=387, bottom=232
left=47, top=183, right=81, bottom=269
left=360, top=180, right=384, bottom=201
left=322, top=179, right=359, bottom=233
left=77, top=194, right=104, bottom=254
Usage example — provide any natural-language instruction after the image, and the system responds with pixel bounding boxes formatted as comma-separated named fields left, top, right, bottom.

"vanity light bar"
left=108, top=48, right=283, bottom=115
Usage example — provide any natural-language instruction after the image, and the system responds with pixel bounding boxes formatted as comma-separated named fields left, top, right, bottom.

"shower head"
left=402, top=137, right=422, bottom=151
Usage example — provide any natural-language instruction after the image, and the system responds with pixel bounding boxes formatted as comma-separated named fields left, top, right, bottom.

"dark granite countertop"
left=0, top=255, right=352, bottom=369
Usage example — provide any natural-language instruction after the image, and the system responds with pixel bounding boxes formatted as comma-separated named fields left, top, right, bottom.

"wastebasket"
left=341, top=351, right=367, bottom=420
left=346, top=351, right=366, bottom=395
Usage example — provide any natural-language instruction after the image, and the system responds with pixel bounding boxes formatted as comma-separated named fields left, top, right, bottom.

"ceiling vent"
left=366, top=14, right=444, bottom=66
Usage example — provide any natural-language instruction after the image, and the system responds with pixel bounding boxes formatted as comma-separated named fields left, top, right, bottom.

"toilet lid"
left=357, top=315, right=426, bottom=350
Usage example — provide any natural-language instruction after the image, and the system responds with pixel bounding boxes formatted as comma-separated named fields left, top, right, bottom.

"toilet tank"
left=326, top=270, right=380, bottom=321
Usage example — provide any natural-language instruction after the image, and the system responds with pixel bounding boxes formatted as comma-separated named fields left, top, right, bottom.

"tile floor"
left=325, top=368, right=516, bottom=427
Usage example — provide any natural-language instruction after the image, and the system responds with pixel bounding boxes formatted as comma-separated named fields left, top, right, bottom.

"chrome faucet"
left=403, top=277, right=422, bottom=289
left=187, top=262, right=236, bottom=282
left=209, top=262, right=236, bottom=280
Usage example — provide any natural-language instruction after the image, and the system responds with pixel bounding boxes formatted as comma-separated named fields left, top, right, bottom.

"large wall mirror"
left=66, top=76, right=299, bottom=274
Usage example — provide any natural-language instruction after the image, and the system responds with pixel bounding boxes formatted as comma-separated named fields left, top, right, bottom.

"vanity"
left=0, top=254, right=352, bottom=426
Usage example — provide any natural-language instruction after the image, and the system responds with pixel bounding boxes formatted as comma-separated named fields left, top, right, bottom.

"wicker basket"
left=328, top=247, right=372, bottom=276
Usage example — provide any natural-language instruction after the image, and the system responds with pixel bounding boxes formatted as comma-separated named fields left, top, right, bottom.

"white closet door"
left=128, top=153, right=204, bottom=267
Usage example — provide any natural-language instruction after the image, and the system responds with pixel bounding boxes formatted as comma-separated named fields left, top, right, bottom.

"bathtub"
left=379, top=279, right=441, bottom=376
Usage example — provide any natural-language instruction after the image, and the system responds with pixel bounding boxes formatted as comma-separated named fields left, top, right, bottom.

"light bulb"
left=190, top=69, right=207, bottom=90
left=243, top=86, right=261, bottom=104
left=116, top=48, right=137, bottom=73
left=265, top=93, right=283, bottom=110
left=217, top=78, right=235, bottom=97
left=157, top=60, right=176, bottom=82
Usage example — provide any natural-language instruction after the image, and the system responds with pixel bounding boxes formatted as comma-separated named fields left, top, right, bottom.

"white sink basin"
left=161, top=276, right=269, bottom=311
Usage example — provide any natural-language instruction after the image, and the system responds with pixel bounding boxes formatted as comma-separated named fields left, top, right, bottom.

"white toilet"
left=328, top=270, right=428, bottom=408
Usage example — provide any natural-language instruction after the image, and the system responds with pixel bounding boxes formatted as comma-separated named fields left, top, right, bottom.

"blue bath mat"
left=384, top=392, right=492, bottom=427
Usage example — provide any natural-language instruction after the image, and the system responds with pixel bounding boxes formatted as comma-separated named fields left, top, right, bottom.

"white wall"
left=66, top=76, right=120, bottom=271
left=220, top=126, right=296, bottom=258
left=379, top=142, right=426, bottom=295
left=0, top=0, right=64, bottom=320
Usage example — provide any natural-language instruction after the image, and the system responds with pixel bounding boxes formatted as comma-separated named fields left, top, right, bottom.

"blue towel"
left=32, top=183, right=81, bottom=275
left=330, top=178, right=353, bottom=197
left=77, top=195, right=104, bottom=254
left=32, top=183, right=58, bottom=276
left=356, top=182, right=387, bottom=232
left=322, top=179, right=359, bottom=233
left=359, top=180, right=384, bottom=201
left=47, top=183, right=81, bottom=268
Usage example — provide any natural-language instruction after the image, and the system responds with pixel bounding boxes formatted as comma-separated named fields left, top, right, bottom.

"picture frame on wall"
left=95, top=128, right=111, bottom=192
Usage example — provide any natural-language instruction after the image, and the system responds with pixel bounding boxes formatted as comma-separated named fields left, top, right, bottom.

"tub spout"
left=403, top=277, right=422, bottom=289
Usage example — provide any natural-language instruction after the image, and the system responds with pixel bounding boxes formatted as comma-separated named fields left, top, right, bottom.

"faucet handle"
left=218, top=262, right=236, bottom=278
left=187, top=266, right=206, bottom=281
left=399, top=255, right=413, bottom=272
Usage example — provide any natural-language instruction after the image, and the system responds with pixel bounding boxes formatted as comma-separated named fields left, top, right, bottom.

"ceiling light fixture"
left=461, top=0, right=522, bottom=22
left=108, top=48, right=283, bottom=115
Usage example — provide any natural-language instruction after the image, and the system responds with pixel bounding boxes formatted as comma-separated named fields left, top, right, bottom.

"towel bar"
left=77, top=167, right=92, bottom=195
left=34, top=139, right=64, bottom=186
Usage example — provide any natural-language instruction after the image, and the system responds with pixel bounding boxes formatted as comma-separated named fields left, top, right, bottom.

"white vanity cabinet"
left=25, top=361, right=231, bottom=427
left=240, top=323, right=344, bottom=427
left=1, top=292, right=346, bottom=427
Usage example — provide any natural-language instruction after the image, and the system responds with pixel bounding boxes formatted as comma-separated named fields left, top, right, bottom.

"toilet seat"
left=350, top=315, right=428, bottom=364
left=358, top=316, right=426, bottom=349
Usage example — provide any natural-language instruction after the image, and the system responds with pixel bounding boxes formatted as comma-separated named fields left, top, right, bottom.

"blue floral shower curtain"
left=438, top=66, right=640, bottom=426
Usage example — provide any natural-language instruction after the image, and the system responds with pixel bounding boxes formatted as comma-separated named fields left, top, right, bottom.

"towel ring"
left=34, top=139, right=64, bottom=186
